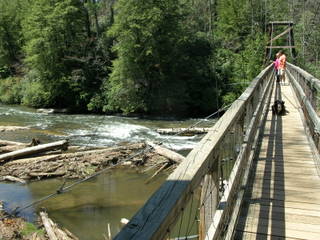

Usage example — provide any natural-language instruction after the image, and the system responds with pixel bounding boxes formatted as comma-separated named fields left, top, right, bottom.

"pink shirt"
left=274, top=58, right=280, bottom=70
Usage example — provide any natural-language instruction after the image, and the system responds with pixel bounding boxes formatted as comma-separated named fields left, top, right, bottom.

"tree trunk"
left=0, top=140, right=68, bottom=163
left=156, top=127, right=209, bottom=136
left=92, top=0, right=100, bottom=37
left=84, top=0, right=91, bottom=38
left=1, top=175, right=26, bottom=184
left=40, top=212, right=79, bottom=240
left=146, top=141, right=185, bottom=164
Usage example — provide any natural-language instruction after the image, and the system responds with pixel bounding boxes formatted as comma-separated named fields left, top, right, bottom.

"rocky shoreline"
left=0, top=201, right=78, bottom=240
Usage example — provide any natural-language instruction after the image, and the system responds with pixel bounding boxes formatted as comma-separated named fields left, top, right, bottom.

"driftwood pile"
left=0, top=138, right=185, bottom=183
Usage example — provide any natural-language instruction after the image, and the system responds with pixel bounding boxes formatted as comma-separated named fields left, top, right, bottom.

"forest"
left=0, top=0, right=319, bottom=117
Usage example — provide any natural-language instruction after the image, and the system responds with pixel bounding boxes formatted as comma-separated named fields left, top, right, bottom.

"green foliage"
left=0, top=77, right=23, bottom=104
left=21, top=80, right=51, bottom=108
left=0, top=65, right=11, bottom=79
left=105, top=0, right=218, bottom=116
left=214, top=0, right=266, bottom=102
left=21, top=222, right=44, bottom=237
left=22, top=0, right=86, bottom=80
left=20, top=0, right=111, bottom=111
left=0, top=0, right=23, bottom=67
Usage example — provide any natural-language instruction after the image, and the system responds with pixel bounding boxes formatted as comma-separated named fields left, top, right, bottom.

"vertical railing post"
left=199, top=164, right=219, bottom=240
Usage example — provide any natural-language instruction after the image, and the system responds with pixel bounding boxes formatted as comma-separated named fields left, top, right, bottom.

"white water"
left=0, top=104, right=216, bottom=151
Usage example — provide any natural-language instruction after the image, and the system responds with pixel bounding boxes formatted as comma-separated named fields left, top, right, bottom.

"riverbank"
left=0, top=201, right=78, bottom=240
left=0, top=138, right=181, bottom=239
left=0, top=114, right=197, bottom=239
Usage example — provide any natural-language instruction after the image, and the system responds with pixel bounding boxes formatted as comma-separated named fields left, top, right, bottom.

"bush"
left=20, top=72, right=52, bottom=107
left=21, top=222, right=44, bottom=237
left=0, top=76, right=23, bottom=104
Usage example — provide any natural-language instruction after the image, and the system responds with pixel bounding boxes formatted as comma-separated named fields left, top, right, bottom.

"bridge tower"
left=265, top=21, right=297, bottom=63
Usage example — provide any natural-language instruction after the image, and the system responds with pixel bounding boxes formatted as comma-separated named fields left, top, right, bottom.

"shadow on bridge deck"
left=234, top=82, right=320, bottom=239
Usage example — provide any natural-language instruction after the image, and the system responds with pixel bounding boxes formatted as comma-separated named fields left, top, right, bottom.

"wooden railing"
left=286, top=63, right=320, bottom=175
left=114, top=64, right=275, bottom=240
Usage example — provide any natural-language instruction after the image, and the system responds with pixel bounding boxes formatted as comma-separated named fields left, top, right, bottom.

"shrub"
left=0, top=76, right=23, bottom=104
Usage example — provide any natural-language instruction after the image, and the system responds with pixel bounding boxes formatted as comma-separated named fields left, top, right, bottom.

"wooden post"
left=265, top=21, right=296, bottom=63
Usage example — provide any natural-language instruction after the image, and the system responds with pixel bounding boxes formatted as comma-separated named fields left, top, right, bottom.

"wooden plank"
left=268, top=27, right=293, bottom=44
left=243, top=198, right=320, bottom=211
left=245, top=187, right=320, bottom=204
left=247, top=181, right=320, bottom=194
left=237, top=217, right=320, bottom=240
left=268, top=21, right=293, bottom=25
left=254, top=158, right=316, bottom=166
left=248, top=177, right=320, bottom=189
left=234, top=231, right=298, bottom=240
left=253, top=164, right=317, bottom=175
left=265, top=46, right=296, bottom=49
left=252, top=171, right=320, bottom=181
left=238, top=216, right=320, bottom=234
left=253, top=159, right=316, bottom=169
left=241, top=204, right=320, bottom=225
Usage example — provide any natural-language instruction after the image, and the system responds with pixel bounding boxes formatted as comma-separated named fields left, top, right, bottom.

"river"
left=0, top=104, right=215, bottom=239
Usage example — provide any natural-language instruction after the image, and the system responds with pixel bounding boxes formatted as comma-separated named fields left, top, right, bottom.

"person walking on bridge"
left=274, top=52, right=281, bottom=83
left=279, top=50, right=287, bottom=84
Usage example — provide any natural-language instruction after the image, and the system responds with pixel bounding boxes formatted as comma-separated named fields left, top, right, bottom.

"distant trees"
left=0, top=0, right=24, bottom=77
left=104, top=0, right=217, bottom=116
left=21, top=0, right=112, bottom=110
left=0, top=0, right=319, bottom=116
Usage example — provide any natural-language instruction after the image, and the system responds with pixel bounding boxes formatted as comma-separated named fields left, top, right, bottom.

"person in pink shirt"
left=274, top=52, right=281, bottom=83
left=278, top=50, right=287, bottom=84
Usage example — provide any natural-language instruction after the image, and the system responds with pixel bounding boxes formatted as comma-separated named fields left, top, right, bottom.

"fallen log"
left=156, top=127, right=209, bottom=136
left=2, top=175, right=26, bottom=184
left=0, top=140, right=68, bottom=163
left=0, top=138, right=40, bottom=153
left=29, top=171, right=66, bottom=178
left=40, top=212, right=58, bottom=240
left=146, top=141, right=185, bottom=164
left=0, top=145, right=23, bottom=153
left=0, top=139, right=26, bottom=146
left=0, top=126, right=29, bottom=132
left=40, top=211, right=78, bottom=240
left=145, top=162, right=170, bottom=184
left=0, top=201, right=3, bottom=213
left=4, top=155, right=59, bottom=166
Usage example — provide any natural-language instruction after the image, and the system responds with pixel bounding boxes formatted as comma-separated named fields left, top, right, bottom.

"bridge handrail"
left=286, top=63, right=320, bottom=174
left=114, top=64, right=274, bottom=240
left=287, top=63, right=320, bottom=113
left=287, top=63, right=320, bottom=132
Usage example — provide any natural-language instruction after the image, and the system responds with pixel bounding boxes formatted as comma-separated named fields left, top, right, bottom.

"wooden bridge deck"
left=234, top=82, right=320, bottom=239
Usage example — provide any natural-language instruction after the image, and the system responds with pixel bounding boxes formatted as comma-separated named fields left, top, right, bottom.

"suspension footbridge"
left=114, top=62, right=320, bottom=240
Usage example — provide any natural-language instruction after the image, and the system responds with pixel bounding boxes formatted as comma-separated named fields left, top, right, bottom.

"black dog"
left=272, top=100, right=286, bottom=115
